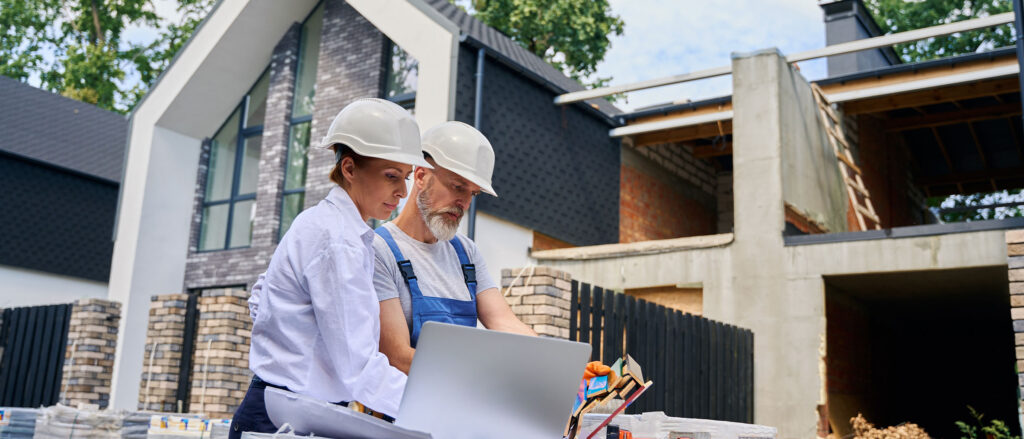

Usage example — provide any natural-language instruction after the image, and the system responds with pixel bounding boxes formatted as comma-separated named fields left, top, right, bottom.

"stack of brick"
left=60, top=299, right=121, bottom=409
left=138, top=294, right=190, bottom=412
left=501, top=267, right=573, bottom=339
left=1008, top=230, right=1024, bottom=412
left=189, top=288, right=251, bottom=419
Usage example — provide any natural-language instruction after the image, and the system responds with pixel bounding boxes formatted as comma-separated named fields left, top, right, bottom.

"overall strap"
left=448, top=236, right=477, bottom=299
left=375, top=227, right=424, bottom=299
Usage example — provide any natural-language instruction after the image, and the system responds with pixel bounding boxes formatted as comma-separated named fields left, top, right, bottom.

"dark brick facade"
left=183, top=24, right=301, bottom=290
left=453, top=45, right=621, bottom=246
left=304, top=0, right=388, bottom=208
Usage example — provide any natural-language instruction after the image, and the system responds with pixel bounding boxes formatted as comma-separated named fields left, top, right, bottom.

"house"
left=0, top=76, right=126, bottom=308
left=536, top=0, right=1023, bottom=437
left=107, top=0, right=625, bottom=413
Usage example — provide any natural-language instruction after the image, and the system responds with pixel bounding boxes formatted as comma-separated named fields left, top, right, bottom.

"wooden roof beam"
left=882, top=102, right=1023, bottom=131
left=916, top=166, right=1024, bottom=185
left=840, top=76, right=1020, bottom=115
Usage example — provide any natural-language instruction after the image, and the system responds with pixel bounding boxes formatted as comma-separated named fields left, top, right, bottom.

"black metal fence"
left=569, top=281, right=754, bottom=422
left=0, top=304, right=72, bottom=407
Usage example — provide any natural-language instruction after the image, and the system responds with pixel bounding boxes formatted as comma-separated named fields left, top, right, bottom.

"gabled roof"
left=424, top=0, right=622, bottom=118
left=0, top=75, right=127, bottom=183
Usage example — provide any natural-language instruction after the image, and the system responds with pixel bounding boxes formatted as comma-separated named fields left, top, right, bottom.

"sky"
left=42, top=0, right=832, bottom=114
left=598, top=0, right=830, bottom=112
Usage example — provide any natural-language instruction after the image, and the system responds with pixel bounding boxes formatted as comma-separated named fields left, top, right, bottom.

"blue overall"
left=376, top=227, right=478, bottom=347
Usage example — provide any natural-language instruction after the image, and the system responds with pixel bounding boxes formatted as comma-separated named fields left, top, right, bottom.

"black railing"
left=569, top=281, right=754, bottom=422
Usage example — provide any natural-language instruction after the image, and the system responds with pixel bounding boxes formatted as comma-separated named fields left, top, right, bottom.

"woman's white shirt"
left=248, top=186, right=407, bottom=417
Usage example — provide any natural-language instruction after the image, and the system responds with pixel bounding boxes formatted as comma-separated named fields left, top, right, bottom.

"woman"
left=230, top=99, right=432, bottom=439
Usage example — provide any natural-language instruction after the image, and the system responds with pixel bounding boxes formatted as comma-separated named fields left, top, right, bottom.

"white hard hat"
left=320, top=98, right=432, bottom=169
left=420, top=121, right=497, bottom=197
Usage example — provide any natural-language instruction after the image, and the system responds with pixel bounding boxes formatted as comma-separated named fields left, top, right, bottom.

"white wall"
left=0, top=265, right=107, bottom=308
left=471, top=212, right=535, bottom=286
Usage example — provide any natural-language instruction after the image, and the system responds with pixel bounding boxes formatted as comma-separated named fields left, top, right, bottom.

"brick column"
left=1008, top=229, right=1024, bottom=413
left=189, top=288, right=251, bottom=419
left=60, top=299, right=121, bottom=408
left=138, top=294, right=190, bottom=412
left=501, top=266, right=573, bottom=339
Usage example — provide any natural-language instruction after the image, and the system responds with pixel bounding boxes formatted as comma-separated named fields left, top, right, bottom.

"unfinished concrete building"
left=538, top=1, right=1024, bottom=437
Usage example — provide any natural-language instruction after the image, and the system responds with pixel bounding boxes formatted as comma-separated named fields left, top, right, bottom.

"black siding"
left=455, top=45, right=620, bottom=246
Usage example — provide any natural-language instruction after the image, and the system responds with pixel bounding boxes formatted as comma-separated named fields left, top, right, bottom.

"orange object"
left=583, top=361, right=612, bottom=380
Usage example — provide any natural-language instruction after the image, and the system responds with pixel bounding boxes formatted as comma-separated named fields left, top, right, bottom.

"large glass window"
left=384, top=40, right=417, bottom=110
left=198, top=69, right=269, bottom=251
left=279, top=3, right=325, bottom=239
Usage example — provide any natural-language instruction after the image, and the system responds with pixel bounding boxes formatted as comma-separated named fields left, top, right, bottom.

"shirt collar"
left=326, top=186, right=374, bottom=245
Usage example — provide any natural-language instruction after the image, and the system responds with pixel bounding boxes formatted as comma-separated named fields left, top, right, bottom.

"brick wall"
left=138, top=294, right=190, bottom=412
left=189, top=288, right=251, bottom=419
left=501, top=267, right=573, bottom=339
left=632, top=142, right=717, bottom=197
left=182, top=25, right=301, bottom=290
left=60, top=299, right=121, bottom=409
left=849, top=114, right=918, bottom=230
left=1008, top=229, right=1024, bottom=415
left=717, top=172, right=733, bottom=233
left=620, top=146, right=717, bottom=243
left=304, top=0, right=387, bottom=208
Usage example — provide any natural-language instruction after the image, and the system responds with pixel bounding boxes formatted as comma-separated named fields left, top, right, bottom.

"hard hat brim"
left=372, top=151, right=434, bottom=169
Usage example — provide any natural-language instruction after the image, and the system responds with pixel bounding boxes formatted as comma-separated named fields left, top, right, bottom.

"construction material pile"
left=0, top=408, right=40, bottom=439
left=851, top=414, right=930, bottom=439
left=565, top=355, right=651, bottom=439
left=147, top=415, right=231, bottom=439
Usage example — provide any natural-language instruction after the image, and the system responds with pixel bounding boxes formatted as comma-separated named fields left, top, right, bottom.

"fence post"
left=137, top=294, right=190, bottom=412
left=501, top=266, right=573, bottom=339
left=60, top=299, right=121, bottom=409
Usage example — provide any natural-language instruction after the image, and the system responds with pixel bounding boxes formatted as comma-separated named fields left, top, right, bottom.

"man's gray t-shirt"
left=372, top=222, right=498, bottom=330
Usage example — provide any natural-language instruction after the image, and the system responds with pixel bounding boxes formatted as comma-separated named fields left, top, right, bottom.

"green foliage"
left=468, top=0, right=624, bottom=89
left=863, top=0, right=1016, bottom=63
left=0, top=0, right=214, bottom=113
left=955, top=406, right=1020, bottom=439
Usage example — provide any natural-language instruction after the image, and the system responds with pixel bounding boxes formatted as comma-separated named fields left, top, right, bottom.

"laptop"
left=396, top=321, right=592, bottom=439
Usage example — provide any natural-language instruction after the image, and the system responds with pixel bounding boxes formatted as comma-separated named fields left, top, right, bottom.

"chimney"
left=820, top=0, right=901, bottom=76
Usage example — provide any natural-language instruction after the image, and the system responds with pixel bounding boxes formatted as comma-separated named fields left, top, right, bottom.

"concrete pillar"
left=138, top=294, right=190, bottom=412
left=1007, top=229, right=1024, bottom=414
left=189, top=288, right=251, bottom=419
left=729, top=48, right=826, bottom=437
left=61, top=299, right=121, bottom=409
left=501, top=267, right=573, bottom=339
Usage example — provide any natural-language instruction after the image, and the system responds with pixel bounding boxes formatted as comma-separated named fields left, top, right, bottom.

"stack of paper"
left=0, top=408, right=39, bottom=439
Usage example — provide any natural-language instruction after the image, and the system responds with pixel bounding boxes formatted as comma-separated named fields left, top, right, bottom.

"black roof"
left=0, top=75, right=127, bottom=183
left=816, top=46, right=1018, bottom=85
left=424, top=0, right=622, bottom=118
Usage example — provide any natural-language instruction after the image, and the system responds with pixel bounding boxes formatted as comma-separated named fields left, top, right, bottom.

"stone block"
left=1010, top=243, right=1024, bottom=257
left=1013, top=282, right=1024, bottom=295
left=1011, top=256, right=1024, bottom=270
left=1012, top=307, right=1024, bottom=320
left=1014, top=320, right=1024, bottom=332
left=1010, top=269, right=1024, bottom=282
left=1007, top=229, right=1024, bottom=244
left=1012, top=296, right=1024, bottom=308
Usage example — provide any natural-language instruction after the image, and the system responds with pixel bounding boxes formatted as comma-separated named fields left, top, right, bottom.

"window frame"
left=197, top=68, right=269, bottom=252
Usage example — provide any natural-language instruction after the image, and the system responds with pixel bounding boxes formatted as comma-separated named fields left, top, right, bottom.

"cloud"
left=597, top=0, right=830, bottom=112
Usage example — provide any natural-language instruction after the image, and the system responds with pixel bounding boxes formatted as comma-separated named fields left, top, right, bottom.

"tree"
left=468, top=0, right=624, bottom=89
left=0, top=0, right=214, bottom=113
left=864, top=0, right=1016, bottom=62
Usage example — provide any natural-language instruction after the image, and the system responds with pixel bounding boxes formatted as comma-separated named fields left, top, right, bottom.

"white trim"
left=824, top=63, right=1020, bottom=103
left=346, top=0, right=460, bottom=129
left=608, top=110, right=734, bottom=138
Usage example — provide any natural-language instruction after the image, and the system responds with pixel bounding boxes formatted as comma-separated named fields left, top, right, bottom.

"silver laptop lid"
left=396, top=322, right=592, bottom=439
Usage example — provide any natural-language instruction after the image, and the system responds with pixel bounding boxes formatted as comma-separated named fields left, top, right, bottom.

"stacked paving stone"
left=1008, top=229, right=1024, bottom=413
left=60, top=299, right=121, bottom=409
left=138, top=294, right=190, bottom=412
left=501, top=266, right=573, bottom=339
left=189, top=288, right=251, bottom=419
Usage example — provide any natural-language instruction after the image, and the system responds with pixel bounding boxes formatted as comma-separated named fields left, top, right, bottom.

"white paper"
left=263, top=388, right=431, bottom=439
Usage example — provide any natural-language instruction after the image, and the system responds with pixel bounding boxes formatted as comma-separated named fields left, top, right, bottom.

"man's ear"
left=414, top=166, right=430, bottom=189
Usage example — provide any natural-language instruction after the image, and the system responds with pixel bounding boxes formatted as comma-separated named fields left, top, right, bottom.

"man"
left=373, top=121, right=536, bottom=375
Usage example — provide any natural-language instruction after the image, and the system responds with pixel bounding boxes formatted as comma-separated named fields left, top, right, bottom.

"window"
left=198, top=70, right=270, bottom=251
left=384, top=40, right=418, bottom=110
left=279, top=3, right=325, bottom=239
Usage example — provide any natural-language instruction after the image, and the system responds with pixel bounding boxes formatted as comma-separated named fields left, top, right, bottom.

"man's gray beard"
left=416, top=186, right=461, bottom=242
